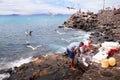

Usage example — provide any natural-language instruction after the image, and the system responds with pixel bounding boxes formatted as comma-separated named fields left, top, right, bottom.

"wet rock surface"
left=4, top=54, right=88, bottom=80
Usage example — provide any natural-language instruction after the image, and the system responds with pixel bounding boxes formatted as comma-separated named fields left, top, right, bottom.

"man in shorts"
left=66, top=42, right=84, bottom=70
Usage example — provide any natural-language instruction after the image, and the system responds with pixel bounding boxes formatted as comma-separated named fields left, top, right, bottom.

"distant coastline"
left=0, top=13, right=71, bottom=16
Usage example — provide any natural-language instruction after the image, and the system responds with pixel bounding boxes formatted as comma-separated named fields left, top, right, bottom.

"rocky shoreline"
left=2, top=51, right=120, bottom=80
left=60, top=9, right=120, bottom=43
left=1, top=9, right=120, bottom=80
left=1, top=54, right=89, bottom=80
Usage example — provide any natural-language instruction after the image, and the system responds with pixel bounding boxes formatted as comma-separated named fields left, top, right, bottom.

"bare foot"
left=70, top=67, right=77, bottom=71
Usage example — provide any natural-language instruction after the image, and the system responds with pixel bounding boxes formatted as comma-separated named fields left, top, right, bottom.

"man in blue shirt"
left=66, top=42, right=84, bottom=70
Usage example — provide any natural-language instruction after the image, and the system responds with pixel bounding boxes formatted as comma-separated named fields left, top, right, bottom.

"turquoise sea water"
left=0, top=15, right=90, bottom=70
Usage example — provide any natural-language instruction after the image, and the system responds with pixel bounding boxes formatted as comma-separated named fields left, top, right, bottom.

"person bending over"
left=66, top=42, right=83, bottom=70
left=84, top=39, right=94, bottom=53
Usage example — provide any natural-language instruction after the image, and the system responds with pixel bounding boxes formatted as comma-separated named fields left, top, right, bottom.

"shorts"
left=67, top=48, right=74, bottom=59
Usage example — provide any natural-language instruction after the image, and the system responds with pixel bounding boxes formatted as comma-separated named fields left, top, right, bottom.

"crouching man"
left=66, top=42, right=84, bottom=70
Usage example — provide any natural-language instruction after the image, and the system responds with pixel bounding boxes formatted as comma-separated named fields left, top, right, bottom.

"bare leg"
left=69, top=58, right=76, bottom=71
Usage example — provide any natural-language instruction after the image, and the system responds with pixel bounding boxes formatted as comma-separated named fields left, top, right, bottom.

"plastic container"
left=101, top=58, right=109, bottom=68
left=108, top=57, right=116, bottom=66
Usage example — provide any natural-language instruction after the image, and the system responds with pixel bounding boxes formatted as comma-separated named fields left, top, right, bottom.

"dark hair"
left=80, top=42, right=84, bottom=45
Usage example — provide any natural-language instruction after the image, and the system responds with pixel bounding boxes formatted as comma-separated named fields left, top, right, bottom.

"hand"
left=90, top=50, right=94, bottom=53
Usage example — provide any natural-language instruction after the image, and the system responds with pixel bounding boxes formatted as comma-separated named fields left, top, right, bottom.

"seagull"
left=61, top=38, right=71, bottom=43
left=26, top=40, right=30, bottom=45
left=27, top=45, right=41, bottom=51
left=25, top=30, right=33, bottom=36
left=56, top=30, right=65, bottom=35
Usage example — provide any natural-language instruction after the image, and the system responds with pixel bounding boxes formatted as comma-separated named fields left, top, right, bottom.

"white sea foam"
left=69, top=35, right=90, bottom=42
left=10, top=57, right=32, bottom=68
left=0, top=73, right=10, bottom=80
left=0, top=57, right=32, bottom=70
left=61, top=38, right=71, bottom=43
left=63, top=27, right=74, bottom=31
left=55, top=30, right=66, bottom=35
left=83, top=33, right=91, bottom=41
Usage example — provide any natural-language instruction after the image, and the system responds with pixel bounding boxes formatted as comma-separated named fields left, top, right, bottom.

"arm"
left=86, top=44, right=93, bottom=53
left=87, top=45, right=92, bottom=51
left=78, top=48, right=82, bottom=57
left=73, top=48, right=77, bottom=54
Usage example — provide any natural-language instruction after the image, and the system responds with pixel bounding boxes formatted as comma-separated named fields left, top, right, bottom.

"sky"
left=0, top=0, right=119, bottom=15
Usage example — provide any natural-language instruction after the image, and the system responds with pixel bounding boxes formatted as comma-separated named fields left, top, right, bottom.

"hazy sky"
left=0, top=0, right=119, bottom=15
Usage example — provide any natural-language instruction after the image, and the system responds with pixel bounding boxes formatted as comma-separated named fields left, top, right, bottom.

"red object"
left=108, top=48, right=117, bottom=56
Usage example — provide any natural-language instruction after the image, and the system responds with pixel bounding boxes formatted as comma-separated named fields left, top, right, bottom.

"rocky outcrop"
left=59, top=12, right=98, bottom=31
left=90, top=10, right=120, bottom=43
left=60, top=10, right=120, bottom=43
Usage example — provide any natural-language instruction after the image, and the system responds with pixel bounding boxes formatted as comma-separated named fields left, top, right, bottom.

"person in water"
left=66, top=42, right=84, bottom=70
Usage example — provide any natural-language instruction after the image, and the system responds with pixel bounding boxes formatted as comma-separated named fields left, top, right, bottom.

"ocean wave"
left=0, top=57, right=32, bottom=70
left=0, top=73, right=10, bottom=80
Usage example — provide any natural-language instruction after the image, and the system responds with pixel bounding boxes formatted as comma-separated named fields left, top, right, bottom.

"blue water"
left=0, top=15, right=90, bottom=70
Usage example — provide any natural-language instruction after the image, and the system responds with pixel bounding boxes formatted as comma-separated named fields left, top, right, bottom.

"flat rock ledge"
left=2, top=54, right=88, bottom=80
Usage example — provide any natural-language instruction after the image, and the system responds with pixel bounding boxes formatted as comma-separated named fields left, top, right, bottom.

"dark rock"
left=114, top=9, right=120, bottom=15
left=6, top=54, right=88, bottom=80
left=0, top=68, right=13, bottom=74
left=6, top=68, right=13, bottom=74
left=58, top=25, right=65, bottom=28
left=100, top=69, right=113, bottom=77
left=60, top=10, right=120, bottom=42
left=113, top=76, right=120, bottom=80
left=3, top=51, right=120, bottom=80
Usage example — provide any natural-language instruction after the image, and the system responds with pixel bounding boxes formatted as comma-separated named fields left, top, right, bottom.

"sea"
left=0, top=15, right=90, bottom=79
